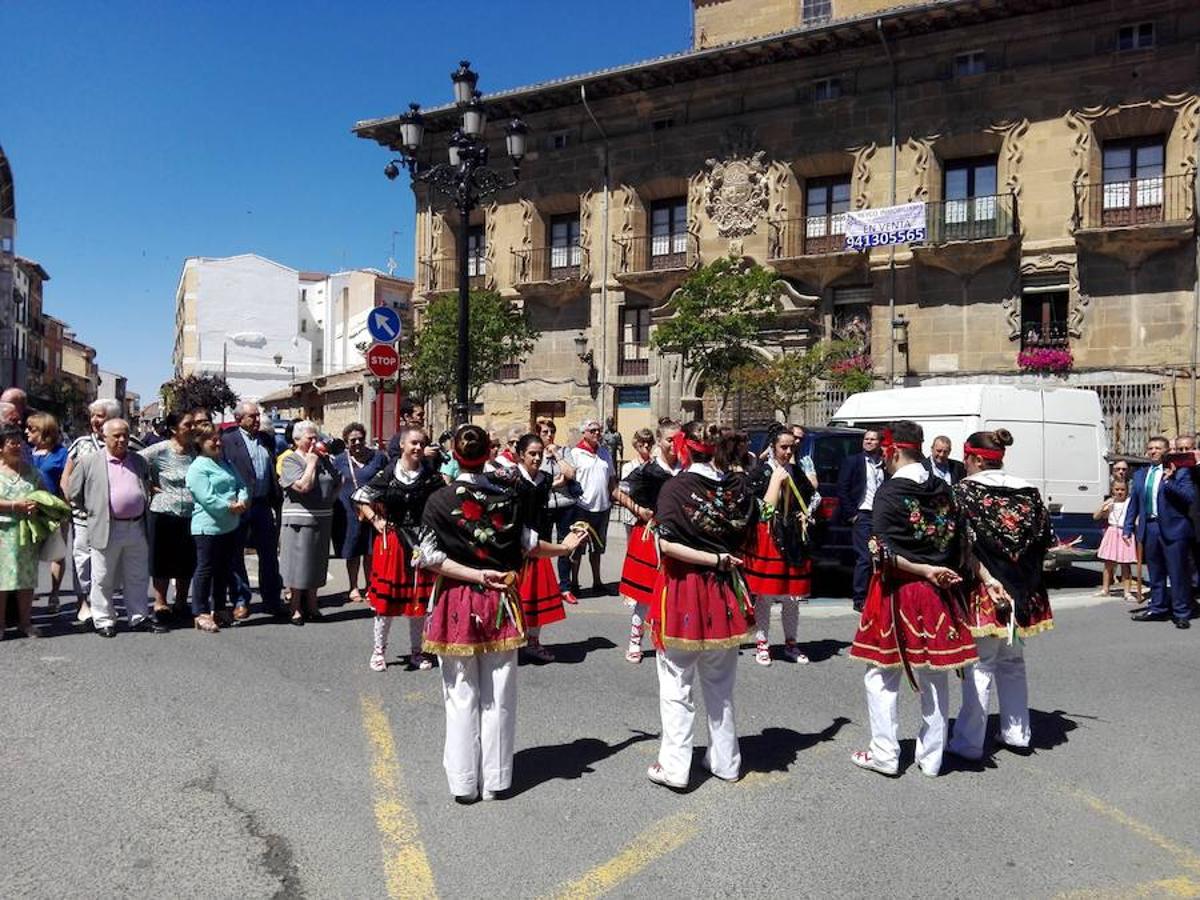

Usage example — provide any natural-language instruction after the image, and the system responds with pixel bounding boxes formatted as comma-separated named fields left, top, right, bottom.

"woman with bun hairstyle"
left=947, top=428, right=1054, bottom=761
left=644, top=421, right=757, bottom=789
left=513, top=432, right=568, bottom=662
left=354, top=425, right=443, bottom=672
left=743, top=422, right=817, bottom=666
left=415, top=424, right=587, bottom=802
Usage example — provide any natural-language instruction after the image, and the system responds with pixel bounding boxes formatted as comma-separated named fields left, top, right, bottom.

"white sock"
left=373, top=616, right=392, bottom=653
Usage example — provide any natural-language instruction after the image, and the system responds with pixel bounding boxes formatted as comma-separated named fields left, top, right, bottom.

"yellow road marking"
left=1051, top=780, right=1200, bottom=876
left=544, top=811, right=699, bottom=900
left=1057, top=876, right=1200, bottom=898
left=360, top=694, right=438, bottom=900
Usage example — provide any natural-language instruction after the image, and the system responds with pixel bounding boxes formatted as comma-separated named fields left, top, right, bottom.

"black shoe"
left=1174, top=618, right=1191, bottom=630
left=130, top=617, right=168, bottom=634
left=96, top=625, right=117, bottom=638
left=1131, top=610, right=1171, bottom=622
left=852, top=601, right=864, bottom=613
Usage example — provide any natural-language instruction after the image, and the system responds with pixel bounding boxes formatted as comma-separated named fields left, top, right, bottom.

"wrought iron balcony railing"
left=613, top=231, right=698, bottom=274
left=510, top=244, right=587, bottom=284
left=419, top=255, right=488, bottom=293
left=1021, top=320, right=1069, bottom=350
left=768, top=212, right=849, bottom=258
left=922, top=193, right=1018, bottom=244
left=1075, top=173, right=1194, bottom=230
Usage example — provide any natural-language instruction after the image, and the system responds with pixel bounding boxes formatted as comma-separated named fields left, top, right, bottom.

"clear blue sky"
left=2, top=0, right=688, bottom=399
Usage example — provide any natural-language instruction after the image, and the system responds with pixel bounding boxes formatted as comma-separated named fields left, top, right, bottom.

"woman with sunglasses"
left=331, top=422, right=389, bottom=603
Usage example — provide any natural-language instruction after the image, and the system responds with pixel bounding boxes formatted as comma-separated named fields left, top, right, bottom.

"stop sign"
left=365, top=342, right=399, bottom=377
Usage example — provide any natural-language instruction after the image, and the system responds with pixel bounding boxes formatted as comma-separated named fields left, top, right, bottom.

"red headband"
left=880, top=428, right=922, bottom=454
left=964, top=443, right=1005, bottom=462
left=672, top=430, right=716, bottom=468
left=453, top=447, right=491, bottom=468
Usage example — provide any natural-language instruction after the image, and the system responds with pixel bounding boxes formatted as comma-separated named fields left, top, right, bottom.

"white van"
left=830, top=384, right=1110, bottom=563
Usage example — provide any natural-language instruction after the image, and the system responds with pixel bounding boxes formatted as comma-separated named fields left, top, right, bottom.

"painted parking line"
left=360, top=694, right=438, bottom=900
left=1057, top=876, right=1200, bottom=898
left=544, top=811, right=700, bottom=900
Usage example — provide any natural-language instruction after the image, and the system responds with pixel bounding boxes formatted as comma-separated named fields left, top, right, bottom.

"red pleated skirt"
left=742, top=520, right=811, bottom=598
left=849, top=572, right=978, bottom=671
left=423, top=577, right=526, bottom=657
left=619, top=523, right=660, bottom=606
left=367, top=529, right=435, bottom=618
left=645, top=557, right=754, bottom=652
left=963, top=582, right=1054, bottom=640
left=518, top=557, right=566, bottom=628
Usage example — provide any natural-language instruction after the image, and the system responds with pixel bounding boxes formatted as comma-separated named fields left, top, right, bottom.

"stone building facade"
left=357, top=0, right=1200, bottom=449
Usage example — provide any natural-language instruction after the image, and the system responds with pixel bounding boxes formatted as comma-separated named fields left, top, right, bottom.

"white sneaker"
left=851, top=750, right=899, bottom=776
left=755, top=639, right=772, bottom=666
left=647, top=763, right=688, bottom=790
left=782, top=641, right=809, bottom=664
left=369, top=650, right=387, bottom=672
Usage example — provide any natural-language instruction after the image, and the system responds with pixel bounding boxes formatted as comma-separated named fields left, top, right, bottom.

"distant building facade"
left=357, top=0, right=1200, bottom=450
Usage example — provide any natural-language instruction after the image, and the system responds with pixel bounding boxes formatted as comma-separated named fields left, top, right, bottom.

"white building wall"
left=190, top=254, right=315, bottom=402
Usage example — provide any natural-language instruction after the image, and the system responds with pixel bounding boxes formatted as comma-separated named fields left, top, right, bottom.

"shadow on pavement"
left=508, top=729, right=657, bottom=796
left=798, top=638, right=850, bottom=662
left=736, top=716, right=852, bottom=777
left=523, top=636, right=618, bottom=666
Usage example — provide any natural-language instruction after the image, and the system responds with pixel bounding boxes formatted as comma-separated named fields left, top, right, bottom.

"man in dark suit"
left=1124, top=435, right=1195, bottom=629
left=837, top=429, right=885, bottom=612
left=223, top=401, right=284, bottom=620
left=924, top=435, right=966, bottom=486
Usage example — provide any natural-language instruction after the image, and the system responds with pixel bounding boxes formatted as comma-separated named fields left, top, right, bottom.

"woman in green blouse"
left=140, top=411, right=198, bottom=624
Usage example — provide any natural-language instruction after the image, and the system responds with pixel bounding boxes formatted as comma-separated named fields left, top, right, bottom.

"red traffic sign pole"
left=365, top=342, right=400, bottom=378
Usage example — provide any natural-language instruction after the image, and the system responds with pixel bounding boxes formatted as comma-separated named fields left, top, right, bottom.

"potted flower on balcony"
left=829, top=351, right=875, bottom=393
left=1017, top=346, right=1074, bottom=375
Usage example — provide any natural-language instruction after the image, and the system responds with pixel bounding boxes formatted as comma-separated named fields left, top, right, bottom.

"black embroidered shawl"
left=358, top=461, right=443, bottom=544
left=420, top=469, right=527, bottom=572
left=746, top=461, right=817, bottom=563
left=871, top=475, right=960, bottom=568
left=655, top=470, right=756, bottom=555
left=625, top=460, right=677, bottom=511
left=515, top=468, right=553, bottom=541
left=954, top=478, right=1053, bottom=626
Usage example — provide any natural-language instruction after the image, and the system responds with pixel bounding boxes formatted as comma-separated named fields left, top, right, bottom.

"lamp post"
left=382, top=60, right=529, bottom=425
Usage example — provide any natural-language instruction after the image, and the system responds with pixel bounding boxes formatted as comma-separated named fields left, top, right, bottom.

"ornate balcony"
left=418, top=255, right=489, bottom=294
left=912, top=192, right=1019, bottom=276
left=612, top=231, right=698, bottom=300
left=1073, top=173, right=1195, bottom=264
left=510, top=245, right=589, bottom=300
left=767, top=214, right=865, bottom=288
left=1020, top=320, right=1069, bottom=350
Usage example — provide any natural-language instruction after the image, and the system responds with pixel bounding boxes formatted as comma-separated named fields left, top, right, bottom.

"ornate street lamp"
left=382, top=60, right=529, bottom=425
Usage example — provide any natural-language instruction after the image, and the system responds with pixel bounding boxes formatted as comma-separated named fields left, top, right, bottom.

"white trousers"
left=89, top=520, right=151, bottom=629
left=753, top=596, right=800, bottom=644
left=864, top=666, right=949, bottom=776
left=72, top=520, right=92, bottom=605
left=439, top=650, right=517, bottom=797
left=656, top=647, right=740, bottom=784
left=948, top=636, right=1030, bottom=759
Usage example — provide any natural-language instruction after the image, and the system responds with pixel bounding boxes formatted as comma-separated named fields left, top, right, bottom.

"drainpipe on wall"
left=581, top=84, right=610, bottom=423
left=1191, top=135, right=1199, bottom=433
left=877, top=18, right=899, bottom=387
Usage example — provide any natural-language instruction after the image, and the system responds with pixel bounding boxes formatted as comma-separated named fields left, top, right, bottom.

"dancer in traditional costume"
left=947, top=429, right=1054, bottom=760
left=645, top=421, right=756, bottom=789
left=744, top=424, right=817, bottom=666
left=416, top=425, right=586, bottom=802
left=849, top=420, right=978, bottom=778
left=355, top=426, right=443, bottom=672
left=615, top=419, right=681, bottom=663
left=514, top=432, right=567, bottom=662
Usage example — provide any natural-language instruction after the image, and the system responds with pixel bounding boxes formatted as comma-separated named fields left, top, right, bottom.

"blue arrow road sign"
left=367, top=306, right=402, bottom=343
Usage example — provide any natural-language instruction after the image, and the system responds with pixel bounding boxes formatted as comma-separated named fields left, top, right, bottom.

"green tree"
left=160, top=373, right=239, bottom=416
left=731, top=343, right=833, bottom=420
left=407, top=290, right=540, bottom=411
left=650, top=255, right=778, bottom=418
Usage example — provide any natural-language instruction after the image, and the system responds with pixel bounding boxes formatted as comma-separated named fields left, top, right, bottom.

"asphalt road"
left=3, top=535, right=1198, bottom=899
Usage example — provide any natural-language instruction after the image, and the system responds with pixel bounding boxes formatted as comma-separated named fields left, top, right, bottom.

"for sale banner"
left=844, top=202, right=927, bottom=249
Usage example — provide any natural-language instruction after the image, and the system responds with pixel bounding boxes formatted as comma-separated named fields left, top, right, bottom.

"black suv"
left=746, top=425, right=865, bottom=570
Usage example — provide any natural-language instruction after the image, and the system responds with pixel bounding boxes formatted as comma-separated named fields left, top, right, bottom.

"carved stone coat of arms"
left=703, top=150, right=769, bottom=238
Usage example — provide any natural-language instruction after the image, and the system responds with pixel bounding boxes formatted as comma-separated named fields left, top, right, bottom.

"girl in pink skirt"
left=1095, top=479, right=1136, bottom=601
